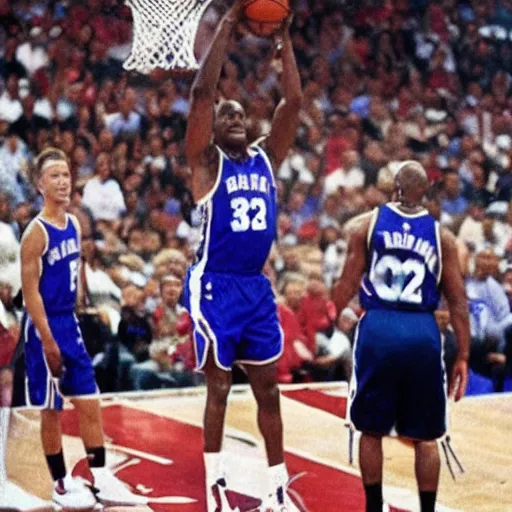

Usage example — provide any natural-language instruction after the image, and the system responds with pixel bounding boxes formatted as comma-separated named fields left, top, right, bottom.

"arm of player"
left=20, top=223, right=63, bottom=377
left=440, top=228, right=470, bottom=402
left=185, top=0, right=245, bottom=166
left=331, top=213, right=372, bottom=314
left=265, top=17, right=303, bottom=168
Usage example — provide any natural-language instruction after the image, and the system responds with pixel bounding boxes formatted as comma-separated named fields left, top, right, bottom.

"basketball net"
left=123, top=0, right=214, bottom=74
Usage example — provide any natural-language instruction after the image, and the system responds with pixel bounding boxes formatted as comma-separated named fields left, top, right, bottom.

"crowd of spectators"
left=1, top=0, right=512, bottom=393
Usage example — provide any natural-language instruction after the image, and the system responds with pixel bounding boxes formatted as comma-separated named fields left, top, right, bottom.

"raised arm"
left=331, top=212, right=372, bottom=313
left=21, top=223, right=63, bottom=376
left=185, top=1, right=245, bottom=165
left=265, top=18, right=303, bottom=168
left=440, top=228, right=470, bottom=401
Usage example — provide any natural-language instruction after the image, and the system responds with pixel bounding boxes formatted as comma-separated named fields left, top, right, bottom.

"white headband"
left=396, top=160, right=425, bottom=174
left=40, top=158, right=68, bottom=172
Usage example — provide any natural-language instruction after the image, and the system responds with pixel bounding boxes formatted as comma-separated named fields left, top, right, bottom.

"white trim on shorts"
left=188, top=200, right=230, bottom=372
left=24, top=316, right=54, bottom=410
left=236, top=300, right=284, bottom=366
left=346, top=312, right=364, bottom=432
left=24, top=315, right=99, bottom=410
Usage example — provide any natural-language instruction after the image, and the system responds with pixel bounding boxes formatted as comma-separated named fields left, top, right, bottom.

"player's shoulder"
left=68, top=213, right=81, bottom=234
left=20, top=216, right=47, bottom=254
left=343, top=208, right=377, bottom=237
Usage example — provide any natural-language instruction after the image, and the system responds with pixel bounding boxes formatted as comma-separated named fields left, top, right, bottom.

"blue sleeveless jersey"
left=194, top=145, right=277, bottom=275
left=35, top=215, right=80, bottom=314
left=360, top=203, right=442, bottom=312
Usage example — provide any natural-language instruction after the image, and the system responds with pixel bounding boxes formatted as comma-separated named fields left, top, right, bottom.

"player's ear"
left=37, top=175, right=44, bottom=195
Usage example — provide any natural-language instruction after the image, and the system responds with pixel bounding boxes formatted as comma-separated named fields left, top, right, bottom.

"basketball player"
left=20, top=148, right=146, bottom=508
left=332, top=161, right=470, bottom=512
left=184, top=0, right=302, bottom=510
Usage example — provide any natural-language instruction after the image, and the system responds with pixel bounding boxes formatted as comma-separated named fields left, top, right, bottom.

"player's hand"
left=449, top=357, right=468, bottom=402
left=42, top=338, right=64, bottom=378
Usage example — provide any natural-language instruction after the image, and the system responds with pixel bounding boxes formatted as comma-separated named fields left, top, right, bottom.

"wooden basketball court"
left=6, top=384, right=512, bottom=511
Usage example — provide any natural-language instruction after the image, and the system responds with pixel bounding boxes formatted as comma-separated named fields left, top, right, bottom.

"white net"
left=123, top=0, right=215, bottom=74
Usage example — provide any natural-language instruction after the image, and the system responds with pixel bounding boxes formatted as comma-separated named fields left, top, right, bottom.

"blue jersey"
left=360, top=203, right=442, bottom=312
left=194, top=145, right=277, bottom=275
left=33, top=214, right=81, bottom=315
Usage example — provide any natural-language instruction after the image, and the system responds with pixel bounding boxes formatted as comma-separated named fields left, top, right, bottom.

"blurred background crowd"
left=1, top=0, right=512, bottom=395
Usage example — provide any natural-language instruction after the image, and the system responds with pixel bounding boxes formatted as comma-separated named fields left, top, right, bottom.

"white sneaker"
left=0, top=481, right=55, bottom=511
left=205, top=478, right=241, bottom=512
left=52, top=475, right=97, bottom=509
left=90, top=467, right=146, bottom=506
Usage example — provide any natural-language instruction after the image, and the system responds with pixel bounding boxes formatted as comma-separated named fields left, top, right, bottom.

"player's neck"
left=221, top=144, right=248, bottom=162
left=397, top=200, right=423, bottom=213
left=40, top=203, right=67, bottom=227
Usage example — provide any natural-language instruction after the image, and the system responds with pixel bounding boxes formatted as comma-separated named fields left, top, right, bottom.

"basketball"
left=243, top=0, right=290, bottom=38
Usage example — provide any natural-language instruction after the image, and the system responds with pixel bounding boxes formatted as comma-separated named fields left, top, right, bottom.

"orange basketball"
left=243, top=0, right=290, bottom=37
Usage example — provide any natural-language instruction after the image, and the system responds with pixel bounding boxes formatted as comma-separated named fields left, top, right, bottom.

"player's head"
left=394, top=161, right=429, bottom=206
left=32, top=147, right=71, bottom=206
left=213, top=100, right=247, bottom=151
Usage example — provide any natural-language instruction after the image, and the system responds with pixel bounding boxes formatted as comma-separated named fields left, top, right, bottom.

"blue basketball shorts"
left=349, top=309, right=447, bottom=441
left=24, top=313, right=98, bottom=410
left=185, top=269, right=283, bottom=371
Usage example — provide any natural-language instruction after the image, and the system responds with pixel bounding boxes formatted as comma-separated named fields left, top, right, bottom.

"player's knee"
left=0, top=367, right=13, bottom=387
left=208, top=379, right=231, bottom=403
left=415, top=439, right=439, bottom=452
left=253, top=379, right=279, bottom=406
left=41, top=409, right=61, bottom=425
left=73, top=398, right=102, bottom=424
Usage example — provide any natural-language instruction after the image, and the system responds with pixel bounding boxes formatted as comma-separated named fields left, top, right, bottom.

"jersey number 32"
left=230, top=197, right=267, bottom=232
left=369, top=254, right=425, bottom=304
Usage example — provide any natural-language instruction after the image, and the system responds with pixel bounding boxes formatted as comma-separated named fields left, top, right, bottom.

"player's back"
left=194, top=145, right=277, bottom=276
left=360, top=203, right=441, bottom=312
left=29, top=214, right=80, bottom=315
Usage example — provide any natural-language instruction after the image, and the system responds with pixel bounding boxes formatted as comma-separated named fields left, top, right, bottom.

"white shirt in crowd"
left=105, top=111, right=142, bottom=138
left=0, top=221, right=21, bottom=295
left=324, top=165, right=365, bottom=195
left=82, top=177, right=126, bottom=221
left=15, top=42, right=49, bottom=76
left=0, top=92, right=22, bottom=123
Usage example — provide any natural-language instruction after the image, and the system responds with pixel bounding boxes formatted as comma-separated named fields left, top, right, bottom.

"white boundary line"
left=99, top=381, right=349, bottom=402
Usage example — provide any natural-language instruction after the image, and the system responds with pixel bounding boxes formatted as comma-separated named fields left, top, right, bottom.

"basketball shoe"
left=207, top=478, right=241, bottom=512
left=52, top=475, right=97, bottom=509
left=90, top=467, right=147, bottom=506
left=0, top=480, right=54, bottom=511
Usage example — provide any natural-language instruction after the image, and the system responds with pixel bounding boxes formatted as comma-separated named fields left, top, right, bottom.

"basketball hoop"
left=123, top=0, right=214, bottom=74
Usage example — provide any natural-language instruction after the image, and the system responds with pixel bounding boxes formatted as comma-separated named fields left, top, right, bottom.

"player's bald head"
left=394, top=161, right=429, bottom=204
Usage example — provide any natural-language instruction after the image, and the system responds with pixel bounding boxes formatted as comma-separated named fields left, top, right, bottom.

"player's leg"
left=244, top=361, right=292, bottom=510
left=359, top=433, right=384, bottom=512
left=348, top=311, right=400, bottom=512
left=414, top=440, right=441, bottom=512
left=245, top=363, right=283, bottom=466
left=395, top=312, right=446, bottom=512
left=40, top=407, right=98, bottom=508
left=240, top=276, right=290, bottom=509
left=202, top=350, right=233, bottom=512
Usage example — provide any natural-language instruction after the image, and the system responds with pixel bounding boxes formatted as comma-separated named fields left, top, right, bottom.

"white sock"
left=204, top=452, right=224, bottom=486
left=0, top=407, right=10, bottom=491
left=268, top=462, right=288, bottom=493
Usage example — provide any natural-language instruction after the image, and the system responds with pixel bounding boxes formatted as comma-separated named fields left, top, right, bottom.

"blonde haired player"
left=20, top=147, right=145, bottom=508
